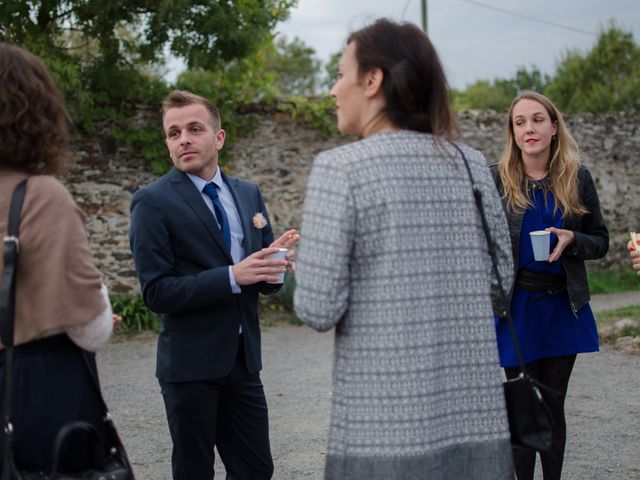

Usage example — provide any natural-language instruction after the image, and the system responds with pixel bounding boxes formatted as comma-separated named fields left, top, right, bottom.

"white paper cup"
left=266, top=248, right=287, bottom=284
left=530, top=230, right=550, bottom=261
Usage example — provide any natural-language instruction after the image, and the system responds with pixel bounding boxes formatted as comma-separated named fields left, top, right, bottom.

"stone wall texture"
left=64, top=109, right=640, bottom=294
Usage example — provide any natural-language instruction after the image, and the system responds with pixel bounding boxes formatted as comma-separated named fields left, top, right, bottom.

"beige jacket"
left=0, top=170, right=106, bottom=347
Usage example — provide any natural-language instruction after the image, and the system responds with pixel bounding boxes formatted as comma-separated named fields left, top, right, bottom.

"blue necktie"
left=202, top=183, right=231, bottom=251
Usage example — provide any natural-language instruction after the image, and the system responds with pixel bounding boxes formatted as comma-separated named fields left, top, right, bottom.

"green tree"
left=453, top=79, right=513, bottom=111
left=0, top=1, right=296, bottom=171
left=174, top=41, right=280, bottom=169
left=513, top=67, right=550, bottom=94
left=0, top=1, right=295, bottom=70
left=174, top=35, right=338, bottom=170
left=545, top=23, right=640, bottom=112
left=266, top=36, right=322, bottom=96
left=0, top=1, right=296, bottom=125
left=322, top=51, right=342, bottom=91
left=453, top=66, right=549, bottom=111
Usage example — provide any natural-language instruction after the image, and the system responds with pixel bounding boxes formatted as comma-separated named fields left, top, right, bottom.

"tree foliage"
left=453, top=67, right=550, bottom=111
left=323, top=51, right=342, bottom=91
left=173, top=41, right=280, bottom=170
left=545, top=24, right=640, bottom=112
left=173, top=36, right=337, bottom=172
left=265, top=36, right=322, bottom=96
left=454, top=23, right=638, bottom=113
left=1, top=0, right=295, bottom=69
left=0, top=0, right=295, bottom=126
left=452, top=79, right=508, bottom=111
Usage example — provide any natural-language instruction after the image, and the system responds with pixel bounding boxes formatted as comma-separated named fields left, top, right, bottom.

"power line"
left=401, top=0, right=414, bottom=20
left=456, top=0, right=598, bottom=37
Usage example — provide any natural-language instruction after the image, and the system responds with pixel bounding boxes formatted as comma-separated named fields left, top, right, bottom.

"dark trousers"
left=505, top=354, right=577, bottom=480
left=159, top=337, right=273, bottom=480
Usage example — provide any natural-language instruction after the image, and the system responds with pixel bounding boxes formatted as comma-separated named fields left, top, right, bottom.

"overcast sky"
left=274, top=0, right=640, bottom=90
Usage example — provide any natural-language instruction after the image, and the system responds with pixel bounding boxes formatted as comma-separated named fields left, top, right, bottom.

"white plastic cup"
left=266, top=248, right=287, bottom=284
left=530, top=230, right=551, bottom=261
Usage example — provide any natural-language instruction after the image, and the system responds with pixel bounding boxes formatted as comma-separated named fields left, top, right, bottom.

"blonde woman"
left=491, top=91, right=608, bottom=480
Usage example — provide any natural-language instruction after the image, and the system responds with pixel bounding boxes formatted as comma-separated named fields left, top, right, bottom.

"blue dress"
left=495, top=186, right=599, bottom=368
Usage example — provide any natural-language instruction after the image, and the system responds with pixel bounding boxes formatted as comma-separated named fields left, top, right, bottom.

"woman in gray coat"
left=294, top=18, right=515, bottom=480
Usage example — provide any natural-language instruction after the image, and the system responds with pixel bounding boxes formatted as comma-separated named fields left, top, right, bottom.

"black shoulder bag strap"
left=1, top=179, right=28, bottom=480
left=445, top=143, right=531, bottom=375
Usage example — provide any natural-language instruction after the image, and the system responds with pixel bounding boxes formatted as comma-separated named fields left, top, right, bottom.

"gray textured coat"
left=294, top=131, right=515, bottom=480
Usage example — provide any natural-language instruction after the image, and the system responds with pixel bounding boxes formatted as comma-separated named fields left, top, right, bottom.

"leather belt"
left=515, top=270, right=566, bottom=300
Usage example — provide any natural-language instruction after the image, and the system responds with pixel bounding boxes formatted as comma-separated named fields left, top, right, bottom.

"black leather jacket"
left=490, top=165, right=609, bottom=316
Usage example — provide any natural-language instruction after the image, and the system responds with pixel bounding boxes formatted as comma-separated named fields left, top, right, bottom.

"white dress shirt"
left=187, top=170, right=245, bottom=294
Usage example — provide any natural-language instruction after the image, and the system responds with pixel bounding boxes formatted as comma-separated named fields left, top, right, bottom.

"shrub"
left=110, top=293, right=160, bottom=334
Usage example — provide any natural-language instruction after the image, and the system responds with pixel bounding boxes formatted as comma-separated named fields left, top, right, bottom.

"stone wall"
left=64, top=109, right=640, bottom=294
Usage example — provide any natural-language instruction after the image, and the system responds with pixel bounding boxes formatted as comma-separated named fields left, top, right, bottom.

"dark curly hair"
left=347, top=19, right=460, bottom=140
left=0, top=43, right=70, bottom=175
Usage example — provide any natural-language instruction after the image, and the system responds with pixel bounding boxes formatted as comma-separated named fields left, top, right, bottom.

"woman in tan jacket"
left=0, top=43, right=119, bottom=473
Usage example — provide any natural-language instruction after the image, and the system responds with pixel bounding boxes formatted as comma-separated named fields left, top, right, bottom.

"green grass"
left=596, top=304, right=640, bottom=324
left=588, top=268, right=640, bottom=294
left=595, top=304, right=640, bottom=344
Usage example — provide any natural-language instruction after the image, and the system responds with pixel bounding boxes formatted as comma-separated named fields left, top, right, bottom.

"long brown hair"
left=498, top=91, right=587, bottom=217
left=0, top=43, right=70, bottom=175
left=347, top=18, right=460, bottom=140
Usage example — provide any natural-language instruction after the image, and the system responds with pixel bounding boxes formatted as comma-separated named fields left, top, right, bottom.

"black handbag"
left=450, top=143, right=558, bottom=452
left=0, top=179, right=135, bottom=480
left=503, top=371, right=556, bottom=451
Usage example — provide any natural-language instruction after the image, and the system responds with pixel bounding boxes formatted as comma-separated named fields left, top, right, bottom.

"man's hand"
left=547, top=227, right=576, bottom=263
left=270, top=229, right=300, bottom=250
left=270, top=229, right=300, bottom=273
left=232, top=247, right=287, bottom=286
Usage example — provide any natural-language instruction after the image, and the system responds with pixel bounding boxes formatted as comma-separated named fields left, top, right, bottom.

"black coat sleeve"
left=566, top=166, right=609, bottom=261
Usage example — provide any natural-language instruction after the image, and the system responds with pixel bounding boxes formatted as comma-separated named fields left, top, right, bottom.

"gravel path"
left=591, top=291, right=640, bottom=312
left=98, top=294, right=640, bottom=479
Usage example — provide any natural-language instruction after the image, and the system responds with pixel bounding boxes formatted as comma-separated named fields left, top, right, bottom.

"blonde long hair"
left=497, top=91, right=587, bottom=217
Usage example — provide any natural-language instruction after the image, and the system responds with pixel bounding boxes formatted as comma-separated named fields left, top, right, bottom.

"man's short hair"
left=161, top=90, right=221, bottom=130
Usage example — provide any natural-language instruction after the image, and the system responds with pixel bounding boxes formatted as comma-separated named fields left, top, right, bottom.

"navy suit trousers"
left=159, top=336, right=273, bottom=480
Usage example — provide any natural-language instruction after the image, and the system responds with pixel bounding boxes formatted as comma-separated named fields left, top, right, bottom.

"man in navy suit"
left=129, top=90, right=298, bottom=479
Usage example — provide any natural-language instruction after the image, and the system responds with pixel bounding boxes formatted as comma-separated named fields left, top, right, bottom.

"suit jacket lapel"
left=169, top=168, right=233, bottom=262
left=223, top=172, right=252, bottom=253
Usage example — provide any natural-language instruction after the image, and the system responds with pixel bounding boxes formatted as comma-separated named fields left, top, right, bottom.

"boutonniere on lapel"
left=252, top=212, right=268, bottom=229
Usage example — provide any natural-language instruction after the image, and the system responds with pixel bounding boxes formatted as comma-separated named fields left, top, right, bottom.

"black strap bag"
left=502, top=371, right=556, bottom=451
left=450, top=144, right=559, bottom=452
left=0, top=179, right=135, bottom=480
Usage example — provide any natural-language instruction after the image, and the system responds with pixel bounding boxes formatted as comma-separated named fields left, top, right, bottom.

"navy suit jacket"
left=129, top=167, right=278, bottom=382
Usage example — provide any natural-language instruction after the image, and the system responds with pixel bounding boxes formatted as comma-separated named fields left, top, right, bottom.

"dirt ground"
left=97, top=293, right=640, bottom=479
